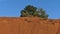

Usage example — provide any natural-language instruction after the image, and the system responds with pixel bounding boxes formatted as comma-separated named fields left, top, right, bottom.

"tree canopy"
left=20, top=5, right=48, bottom=18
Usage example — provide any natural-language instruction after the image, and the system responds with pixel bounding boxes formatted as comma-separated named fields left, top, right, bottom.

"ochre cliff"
left=0, top=17, right=60, bottom=34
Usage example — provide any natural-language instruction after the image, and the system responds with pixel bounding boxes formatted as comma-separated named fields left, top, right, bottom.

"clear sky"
left=0, top=0, right=60, bottom=19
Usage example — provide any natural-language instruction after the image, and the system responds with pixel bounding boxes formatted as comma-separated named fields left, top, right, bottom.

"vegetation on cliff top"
left=20, top=5, right=48, bottom=18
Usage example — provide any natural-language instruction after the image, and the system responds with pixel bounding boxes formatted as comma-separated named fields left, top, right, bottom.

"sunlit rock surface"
left=0, top=17, right=60, bottom=34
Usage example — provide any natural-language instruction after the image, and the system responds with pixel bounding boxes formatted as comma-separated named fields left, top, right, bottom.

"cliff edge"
left=0, top=17, right=60, bottom=34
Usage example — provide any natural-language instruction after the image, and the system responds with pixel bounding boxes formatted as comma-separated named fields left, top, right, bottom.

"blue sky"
left=0, top=0, right=60, bottom=19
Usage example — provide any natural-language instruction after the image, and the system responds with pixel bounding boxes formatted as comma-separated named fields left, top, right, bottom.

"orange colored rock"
left=0, top=17, right=59, bottom=34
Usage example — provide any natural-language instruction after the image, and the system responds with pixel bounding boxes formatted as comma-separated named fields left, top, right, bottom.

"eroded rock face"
left=0, top=17, right=59, bottom=34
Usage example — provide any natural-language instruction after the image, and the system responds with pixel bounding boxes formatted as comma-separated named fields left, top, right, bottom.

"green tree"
left=20, top=5, right=48, bottom=18
left=20, top=5, right=37, bottom=17
left=37, top=8, right=48, bottom=18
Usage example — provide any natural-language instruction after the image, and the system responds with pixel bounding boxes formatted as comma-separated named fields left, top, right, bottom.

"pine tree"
left=20, top=5, right=48, bottom=18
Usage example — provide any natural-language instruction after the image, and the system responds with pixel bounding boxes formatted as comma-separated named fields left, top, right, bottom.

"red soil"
left=0, top=17, right=60, bottom=34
